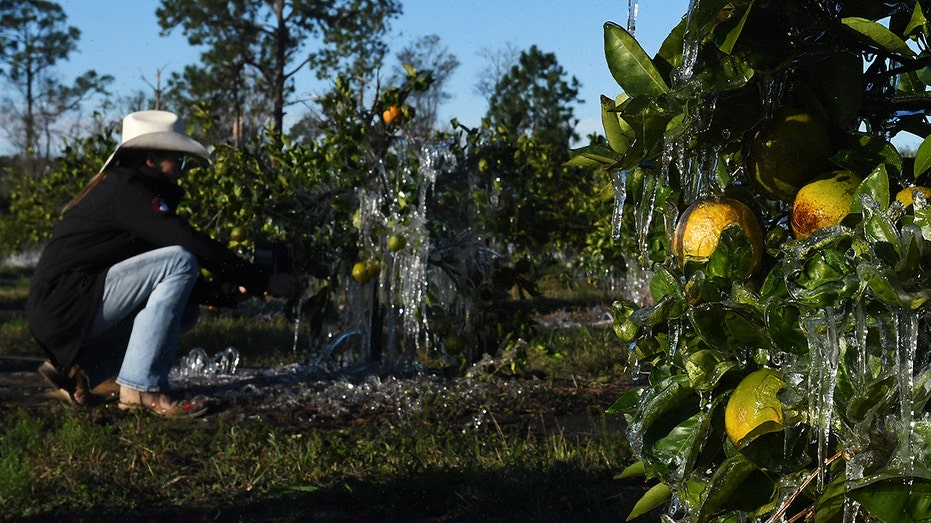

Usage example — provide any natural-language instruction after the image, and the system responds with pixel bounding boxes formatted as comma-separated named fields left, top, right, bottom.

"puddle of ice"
left=167, top=347, right=548, bottom=432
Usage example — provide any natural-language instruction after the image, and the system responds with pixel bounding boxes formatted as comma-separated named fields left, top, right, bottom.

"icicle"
left=627, top=0, right=639, bottom=35
left=854, top=302, right=869, bottom=389
left=611, top=170, right=627, bottom=240
left=895, top=309, right=918, bottom=481
left=678, top=0, right=704, bottom=86
left=804, top=307, right=840, bottom=490
left=635, top=173, right=658, bottom=267
left=629, top=341, right=642, bottom=382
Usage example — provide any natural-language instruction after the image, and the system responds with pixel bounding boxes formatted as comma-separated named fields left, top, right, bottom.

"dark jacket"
left=26, top=164, right=269, bottom=369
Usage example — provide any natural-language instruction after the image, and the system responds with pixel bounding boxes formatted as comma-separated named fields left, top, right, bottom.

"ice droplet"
left=173, top=347, right=240, bottom=377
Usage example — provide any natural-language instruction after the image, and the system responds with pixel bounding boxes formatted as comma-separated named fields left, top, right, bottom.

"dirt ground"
left=0, top=304, right=627, bottom=435
left=0, top=355, right=630, bottom=442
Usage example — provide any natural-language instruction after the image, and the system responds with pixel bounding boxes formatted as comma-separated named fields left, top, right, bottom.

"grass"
left=0, top=267, right=650, bottom=522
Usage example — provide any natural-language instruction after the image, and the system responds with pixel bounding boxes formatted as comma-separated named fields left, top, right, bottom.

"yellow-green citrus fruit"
left=671, top=197, right=764, bottom=277
left=230, top=227, right=247, bottom=242
left=724, top=368, right=784, bottom=448
left=895, top=186, right=931, bottom=209
left=790, top=170, right=862, bottom=239
left=387, top=234, right=407, bottom=252
left=351, top=262, right=369, bottom=283
left=748, top=108, right=832, bottom=202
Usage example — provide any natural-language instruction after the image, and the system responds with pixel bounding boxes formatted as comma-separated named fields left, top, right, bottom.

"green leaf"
left=764, top=301, right=808, bottom=355
left=851, top=164, right=890, bottom=214
left=613, top=299, right=640, bottom=343
left=604, top=22, right=669, bottom=97
left=719, top=0, right=754, bottom=55
left=655, top=18, right=685, bottom=76
left=565, top=144, right=622, bottom=169
left=617, top=460, right=646, bottom=479
left=845, top=374, right=896, bottom=423
left=607, top=386, right=645, bottom=414
left=631, top=295, right=687, bottom=330
left=760, top=263, right=788, bottom=301
left=703, top=225, right=758, bottom=280
left=696, top=453, right=775, bottom=519
left=842, top=17, right=916, bottom=57
left=650, top=265, right=684, bottom=302
left=914, top=135, right=931, bottom=179
left=849, top=471, right=931, bottom=522
left=689, top=303, right=771, bottom=353
left=601, top=94, right=634, bottom=155
left=685, top=349, right=738, bottom=391
left=650, top=411, right=706, bottom=478
left=627, top=482, right=672, bottom=521
left=913, top=197, right=931, bottom=240
left=813, top=473, right=847, bottom=523
left=858, top=262, right=931, bottom=310
left=905, top=3, right=928, bottom=37
left=633, top=374, right=695, bottom=434
left=859, top=195, right=899, bottom=260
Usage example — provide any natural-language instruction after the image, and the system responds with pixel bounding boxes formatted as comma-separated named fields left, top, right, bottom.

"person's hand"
left=218, top=281, right=252, bottom=303
left=266, top=273, right=298, bottom=298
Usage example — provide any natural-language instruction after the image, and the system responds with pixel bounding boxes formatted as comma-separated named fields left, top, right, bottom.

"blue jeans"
left=77, top=246, right=200, bottom=391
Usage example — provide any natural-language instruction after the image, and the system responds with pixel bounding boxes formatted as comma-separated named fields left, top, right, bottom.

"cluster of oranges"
left=672, top=107, right=930, bottom=282
left=670, top=107, right=931, bottom=447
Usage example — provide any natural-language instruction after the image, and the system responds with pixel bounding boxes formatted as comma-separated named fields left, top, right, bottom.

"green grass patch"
left=1, top=379, right=639, bottom=521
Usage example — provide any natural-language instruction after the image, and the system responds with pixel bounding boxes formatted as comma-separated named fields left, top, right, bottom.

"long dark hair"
left=62, top=150, right=150, bottom=214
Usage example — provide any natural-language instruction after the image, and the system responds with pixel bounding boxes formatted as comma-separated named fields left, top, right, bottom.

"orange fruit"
left=724, top=368, right=785, bottom=448
left=748, top=108, right=832, bottom=202
left=383, top=105, right=400, bottom=124
left=895, top=186, right=931, bottom=209
left=671, top=197, right=764, bottom=277
left=790, top=170, right=861, bottom=239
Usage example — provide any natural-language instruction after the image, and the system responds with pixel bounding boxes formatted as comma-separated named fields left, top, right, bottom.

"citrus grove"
left=570, top=0, right=931, bottom=521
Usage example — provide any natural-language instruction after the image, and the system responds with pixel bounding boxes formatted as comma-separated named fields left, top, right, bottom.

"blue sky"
left=55, top=0, right=690, bottom=140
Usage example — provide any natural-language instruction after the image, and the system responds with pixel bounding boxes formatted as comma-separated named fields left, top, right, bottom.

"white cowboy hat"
left=100, top=110, right=210, bottom=172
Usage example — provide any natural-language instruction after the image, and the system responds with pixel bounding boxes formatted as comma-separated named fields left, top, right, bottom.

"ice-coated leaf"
left=858, top=262, right=931, bottom=310
left=764, top=301, right=808, bottom=355
left=606, top=386, right=644, bottom=414
left=850, top=165, right=890, bottom=214
left=813, top=474, right=847, bottom=523
left=633, top=374, right=695, bottom=434
left=604, top=22, right=669, bottom=97
left=696, top=453, right=775, bottom=519
left=849, top=471, right=931, bottom=522
left=685, top=349, right=738, bottom=391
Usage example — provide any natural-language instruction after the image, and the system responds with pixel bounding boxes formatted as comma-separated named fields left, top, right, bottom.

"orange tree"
left=176, top=66, right=436, bottom=328
left=571, top=0, right=931, bottom=521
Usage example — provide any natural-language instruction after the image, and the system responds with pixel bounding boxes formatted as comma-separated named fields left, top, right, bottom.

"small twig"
left=765, top=452, right=842, bottom=523
left=786, top=504, right=814, bottom=523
